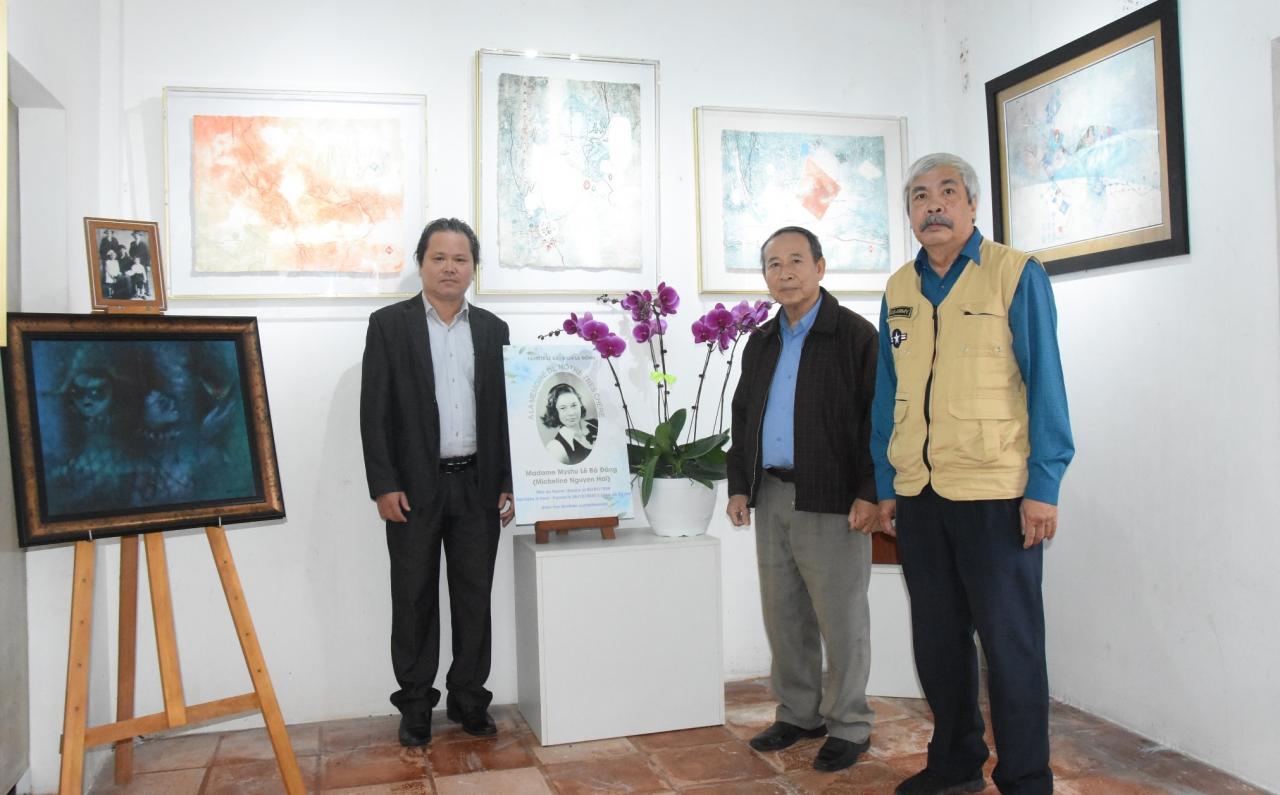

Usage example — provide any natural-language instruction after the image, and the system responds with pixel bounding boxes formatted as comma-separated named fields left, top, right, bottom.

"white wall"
left=13, top=0, right=1280, bottom=792
left=11, top=1, right=936, bottom=791
left=936, top=1, right=1280, bottom=790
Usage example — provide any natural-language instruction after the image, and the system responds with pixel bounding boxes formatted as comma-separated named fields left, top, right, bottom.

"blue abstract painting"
left=1003, top=39, right=1162, bottom=251
left=30, top=338, right=258, bottom=518
left=496, top=73, right=643, bottom=271
left=720, top=130, right=890, bottom=273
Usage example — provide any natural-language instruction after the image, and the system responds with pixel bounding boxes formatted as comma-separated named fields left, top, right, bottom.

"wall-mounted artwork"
left=475, top=50, right=659, bottom=294
left=164, top=87, right=427, bottom=298
left=695, top=107, right=908, bottom=294
left=985, top=0, right=1187, bottom=275
left=2, top=313, right=285, bottom=546
left=83, top=217, right=167, bottom=312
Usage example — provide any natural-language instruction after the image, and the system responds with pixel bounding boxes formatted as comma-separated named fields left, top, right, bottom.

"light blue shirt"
left=423, top=296, right=477, bottom=458
left=870, top=229, right=1074, bottom=504
left=761, top=295, right=823, bottom=469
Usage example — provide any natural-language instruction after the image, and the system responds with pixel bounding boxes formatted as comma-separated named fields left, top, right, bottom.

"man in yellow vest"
left=871, top=153, right=1074, bottom=795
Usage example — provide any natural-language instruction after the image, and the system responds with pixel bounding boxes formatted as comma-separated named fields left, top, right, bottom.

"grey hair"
left=903, top=153, right=980, bottom=213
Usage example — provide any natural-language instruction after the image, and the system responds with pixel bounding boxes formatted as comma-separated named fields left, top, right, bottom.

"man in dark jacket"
left=360, top=218, right=515, bottom=747
left=726, top=226, right=880, bottom=773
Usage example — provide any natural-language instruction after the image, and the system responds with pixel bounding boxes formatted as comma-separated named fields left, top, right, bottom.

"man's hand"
left=848, top=498, right=878, bottom=534
left=877, top=499, right=897, bottom=537
left=1020, top=498, right=1057, bottom=548
left=498, top=493, right=515, bottom=527
left=726, top=494, right=751, bottom=528
left=376, top=491, right=411, bottom=523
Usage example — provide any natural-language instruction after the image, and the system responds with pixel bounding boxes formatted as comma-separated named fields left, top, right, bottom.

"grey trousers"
left=755, top=472, right=874, bottom=742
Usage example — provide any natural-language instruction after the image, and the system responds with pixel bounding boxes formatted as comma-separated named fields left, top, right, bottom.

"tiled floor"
left=89, top=679, right=1268, bottom=794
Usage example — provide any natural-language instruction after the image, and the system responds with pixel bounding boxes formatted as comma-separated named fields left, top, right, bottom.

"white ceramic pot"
left=643, top=477, right=717, bottom=537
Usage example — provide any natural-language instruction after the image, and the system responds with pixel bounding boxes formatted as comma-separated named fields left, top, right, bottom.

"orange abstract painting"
left=191, top=115, right=405, bottom=275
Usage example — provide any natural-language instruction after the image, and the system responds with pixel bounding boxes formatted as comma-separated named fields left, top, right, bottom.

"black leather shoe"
left=812, top=736, right=870, bottom=772
left=895, top=768, right=985, bottom=794
left=748, top=721, right=827, bottom=752
left=446, top=705, right=497, bottom=737
left=398, top=714, right=431, bottom=747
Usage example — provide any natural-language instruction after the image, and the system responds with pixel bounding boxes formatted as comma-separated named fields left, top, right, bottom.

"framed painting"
left=83, top=217, right=167, bottom=312
left=695, top=106, right=909, bottom=294
left=164, top=87, right=427, bottom=299
left=2, top=313, right=285, bottom=546
left=475, top=50, right=659, bottom=294
left=985, top=0, right=1188, bottom=275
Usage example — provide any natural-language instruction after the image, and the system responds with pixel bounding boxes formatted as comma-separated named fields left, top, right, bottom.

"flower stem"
left=605, top=358, right=635, bottom=438
left=688, top=344, right=714, bottom=443
left=713, top=337, right=742, bottom=433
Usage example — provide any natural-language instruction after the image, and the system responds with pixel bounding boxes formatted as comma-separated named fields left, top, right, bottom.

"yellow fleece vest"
left=884, top=238, right=1031, bottom=500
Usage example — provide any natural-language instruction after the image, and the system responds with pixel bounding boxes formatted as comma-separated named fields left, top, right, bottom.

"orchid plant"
left=541, top=283, right=772, bottom=504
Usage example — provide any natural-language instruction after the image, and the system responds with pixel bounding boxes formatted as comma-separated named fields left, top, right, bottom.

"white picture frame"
left=475, top=50, right=659, bottom=295
left=163, top=86, right=427, bottom=299
left=695, top=106, right=909, bottom=294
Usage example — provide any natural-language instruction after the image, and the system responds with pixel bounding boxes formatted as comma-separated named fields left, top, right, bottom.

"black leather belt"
left=439, top=455, right=476, bottom=474
left=765, top=467, right=795, bottom=483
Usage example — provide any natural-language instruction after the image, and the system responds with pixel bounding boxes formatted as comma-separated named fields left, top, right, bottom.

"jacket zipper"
left=923, top=305, right=939, bottom=472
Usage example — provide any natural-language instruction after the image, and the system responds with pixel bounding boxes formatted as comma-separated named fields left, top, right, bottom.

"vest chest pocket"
left=947, top=396, right=1020, bottom=463
left=957, top=301, right=1008, bottom=358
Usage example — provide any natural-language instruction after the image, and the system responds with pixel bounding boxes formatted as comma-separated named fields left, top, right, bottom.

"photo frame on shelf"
left=1, top=313, right=285, bottom=546
left=694, top=106, right=908, bottom=294
left=985, top=0, right=1188, bottom=276
left=163, top=87, right=427, bottom=299
left=83, top=217, right=167, bottom=313
left=474, top=49, right=659, bottom=294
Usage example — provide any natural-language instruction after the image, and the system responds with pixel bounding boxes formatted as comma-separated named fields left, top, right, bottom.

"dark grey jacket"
left=726, top=288, right=878, bottom=514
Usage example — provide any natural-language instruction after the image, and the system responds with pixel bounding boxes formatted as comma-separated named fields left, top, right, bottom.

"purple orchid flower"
left=706, top=303, right=735, bottom=331
left=692, top=317, right=714, bottom=344
left=579, top=318, right=610, bottom=342
left=594, top=333, right=626, bottom=358
left=655, top=282, right=679, bottom=315
left=563, top=311, right=593, bottom=336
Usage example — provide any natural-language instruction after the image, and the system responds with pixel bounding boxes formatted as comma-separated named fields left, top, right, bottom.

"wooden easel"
left=533, top=516, right=619, bottom=544
left=57, top=527, right=304, bottom=794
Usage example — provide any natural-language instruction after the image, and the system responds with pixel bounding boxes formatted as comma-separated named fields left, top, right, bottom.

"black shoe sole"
left=812, top=739, right=870, bottom=772
left=895, top=778, right=985, bottom=794
left=446, top=708, right=497, bottom=736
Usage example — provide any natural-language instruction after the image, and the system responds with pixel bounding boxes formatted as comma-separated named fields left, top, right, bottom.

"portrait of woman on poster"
left=541, top=382, right=598, bottom=466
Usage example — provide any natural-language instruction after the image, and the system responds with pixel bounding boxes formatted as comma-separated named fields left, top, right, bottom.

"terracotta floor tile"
left=1049, top=701, right=1109, bottom=735
left=91, top=767, right=207, bottom=795
left=433, top=766, right=554, bottom=794
left=1134, top=748, right=1270, bottom=792
left=131, top=732, right=221, bottom=773
left=319, top=745, right=428, bottom=790
left=867, top=696, right=916, bottom=724
left=1052, top=774, right=1168, bottom=794
left=628, top=724, right=737, bottom=751
left=787, top=758, right=907, bottom=794
left=319, top=782, right=435, bottom=795
left=724, top=702, right=778, bottom=730
left=425, top=733, right=534, bottom=776
left=543, top=754, right=672, bottom=794
left=649, top=741, right=776, bottom=787
left=724, top=678, right=774, bottom=707
left=864, top=716, right=935, bottom=760
left=201, top=757, right=320, bottom=795
left=531, top=737, right=638, bottom=765
left=680, top=778, right=795, bottom=794
left=214, top=723, right=322, bottom=764
left=321, top=715, right=404, bottom=754
left=872, top=696, right=933, bottom=722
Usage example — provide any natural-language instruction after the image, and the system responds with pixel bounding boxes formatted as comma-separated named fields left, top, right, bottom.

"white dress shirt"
left=423, top=296, right=477, bottom=458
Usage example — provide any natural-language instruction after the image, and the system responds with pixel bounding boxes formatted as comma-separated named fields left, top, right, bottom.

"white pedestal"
left=513, top=529, right=724, bottom=745
left=867, top=564, right=925, bottom=698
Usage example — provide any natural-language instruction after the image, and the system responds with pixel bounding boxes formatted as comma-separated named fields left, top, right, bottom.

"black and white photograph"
left=537, top=372, right=598, bottom=466
left=83, top=217, right=167, bottom=312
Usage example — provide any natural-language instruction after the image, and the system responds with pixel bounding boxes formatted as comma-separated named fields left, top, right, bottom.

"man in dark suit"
left=360, top=217, right=515, bottom=747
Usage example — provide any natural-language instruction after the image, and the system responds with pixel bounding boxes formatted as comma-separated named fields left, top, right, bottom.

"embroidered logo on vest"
left=890, top=328, right=909, bottom=348
left=888, top=306, right=914, bottom=319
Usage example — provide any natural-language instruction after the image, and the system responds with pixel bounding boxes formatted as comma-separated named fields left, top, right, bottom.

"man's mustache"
left=919, top=213, right=954, bottom=231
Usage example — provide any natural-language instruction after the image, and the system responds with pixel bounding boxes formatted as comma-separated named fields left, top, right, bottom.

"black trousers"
left=385, top=468, right=500, bottom=728
left=896, top=485, right=1052, bottom=795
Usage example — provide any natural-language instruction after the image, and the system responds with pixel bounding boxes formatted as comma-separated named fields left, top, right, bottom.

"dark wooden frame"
left=83, top=217, right=169, bottom=312
left=2, top=313, right=284, bottom=546
left=985, top=0, right=1188, bottom=275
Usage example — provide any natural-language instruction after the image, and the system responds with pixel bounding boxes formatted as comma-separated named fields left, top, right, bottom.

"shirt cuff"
left=875, top=468, right=897, bottom=502
left=1024, top=472, right=1060, bottom=505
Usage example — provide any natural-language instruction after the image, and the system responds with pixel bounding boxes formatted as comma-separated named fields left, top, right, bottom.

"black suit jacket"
left=360, top=294, right=512, bottom=508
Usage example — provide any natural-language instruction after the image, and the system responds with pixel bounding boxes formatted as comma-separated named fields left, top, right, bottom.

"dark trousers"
left=385, top=468, right=500, bottom=728
left=896, top=485, right=1051, bottom=795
